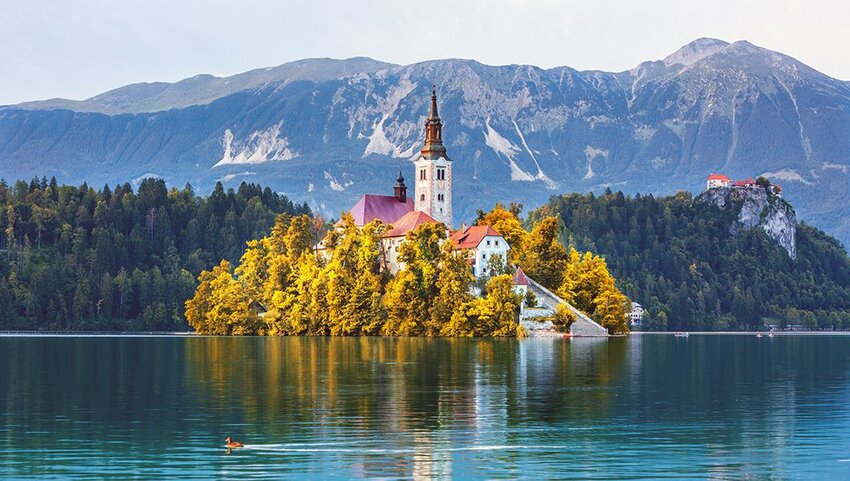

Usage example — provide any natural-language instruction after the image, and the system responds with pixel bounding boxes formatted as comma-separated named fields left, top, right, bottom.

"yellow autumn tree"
left=434, top=243, right=476, bottom=336
left=383, top=222, right=446, bottom=336
left=468, top=274, right=522, bottom=336
left=476, top=204, right=529, bottom=264
left=560, top=249, right=630, bottom=334
left=327, top=218, right=387, bottom=335
left=185, top=260, right=260, bottom=335
left=523, top=216, right=569, bottom=290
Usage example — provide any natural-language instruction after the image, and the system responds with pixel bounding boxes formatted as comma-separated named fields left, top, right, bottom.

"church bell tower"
left=414, top=86, right=453, bottom=226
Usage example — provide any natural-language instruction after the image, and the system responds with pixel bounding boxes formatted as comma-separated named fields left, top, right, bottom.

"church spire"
left=429, top=85, right=439, bottom=121
left=413, top=85, right=453, bottom=227
left=421, top=85, right=447, bottom=160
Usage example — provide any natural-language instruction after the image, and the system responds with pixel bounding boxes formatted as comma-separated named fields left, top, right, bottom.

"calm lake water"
left=2, top=335, right=850, bottom=480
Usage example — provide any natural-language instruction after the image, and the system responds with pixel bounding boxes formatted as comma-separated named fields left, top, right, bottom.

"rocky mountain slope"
left=1, top=38, right=849, bottom=246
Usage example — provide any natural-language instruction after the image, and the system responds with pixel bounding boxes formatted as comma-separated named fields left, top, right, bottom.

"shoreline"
left=3, top=330, right=850, bottom=337
left=632, top=331, right=850, bottom=336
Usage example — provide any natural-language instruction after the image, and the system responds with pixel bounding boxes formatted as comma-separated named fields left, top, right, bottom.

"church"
left=338, top=87, right=510, bottom=278
left=327, top=87, right=610, bottom=336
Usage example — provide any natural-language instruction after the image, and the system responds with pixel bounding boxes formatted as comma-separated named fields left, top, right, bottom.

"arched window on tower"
left=420, top=169, right=426, bottom=181
left=420, top=194, right=425, bottom=201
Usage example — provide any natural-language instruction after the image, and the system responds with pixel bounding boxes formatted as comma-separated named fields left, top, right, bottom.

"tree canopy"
left=186, top=214, right=525, bottom=337
left=0, top=177, right=309, bottom=330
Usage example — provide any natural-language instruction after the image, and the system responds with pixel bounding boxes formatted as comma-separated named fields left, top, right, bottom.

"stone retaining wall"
left=524, top=276, right=608, bottom=337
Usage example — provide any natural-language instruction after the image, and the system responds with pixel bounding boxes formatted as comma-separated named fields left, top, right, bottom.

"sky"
left=2, top=0, right=848, bottom=105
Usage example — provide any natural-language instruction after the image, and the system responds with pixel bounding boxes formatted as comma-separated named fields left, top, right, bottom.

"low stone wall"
left=520, top=306, right=554, bottom=321
left=520, top=319, right=563, bottom=338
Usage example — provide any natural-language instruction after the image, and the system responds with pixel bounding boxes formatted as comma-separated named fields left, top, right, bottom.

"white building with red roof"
left=733, top=177, right=757, bottom=188
left=449, top=225, right=510, bottom=278
left=706, top=173, right=732, bottom=189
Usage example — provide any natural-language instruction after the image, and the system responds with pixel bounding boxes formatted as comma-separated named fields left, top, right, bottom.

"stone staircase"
left=523, top=276, right=608, bottom=337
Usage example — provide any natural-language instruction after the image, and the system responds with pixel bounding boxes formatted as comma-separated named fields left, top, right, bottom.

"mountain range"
left=2, top=38, right=849, bottom=247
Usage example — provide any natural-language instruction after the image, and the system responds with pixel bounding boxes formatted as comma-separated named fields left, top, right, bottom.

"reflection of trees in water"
left=7, top=336, right=850, bottom=478
left=181, top=336, right=634, bottom=476
left=0, top=337, right=192, bottom=454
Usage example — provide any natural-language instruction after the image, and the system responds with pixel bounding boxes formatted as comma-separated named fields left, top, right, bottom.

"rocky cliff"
left=696, top=186, right=797, bottom=259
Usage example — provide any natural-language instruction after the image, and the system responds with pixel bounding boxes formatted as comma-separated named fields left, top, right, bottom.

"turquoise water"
left=2, top=334, right=850, bottom=479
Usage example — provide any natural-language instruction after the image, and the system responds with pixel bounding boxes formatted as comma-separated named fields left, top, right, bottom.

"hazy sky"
left=2, top=0, right=848, bottom=105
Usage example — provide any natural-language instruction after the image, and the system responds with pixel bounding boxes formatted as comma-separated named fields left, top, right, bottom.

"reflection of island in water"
left=182, top=337, right=631, bottom=477
left=181, top=336, right=850, bottom=478
left=3, top=335, right=850, bottom=479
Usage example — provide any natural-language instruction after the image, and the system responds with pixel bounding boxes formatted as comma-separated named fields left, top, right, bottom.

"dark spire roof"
left=393, top=169, right=407, bottom=202
left=429, top=85, right=439, bottom=121
left=420, top=86, right=449, bottom=161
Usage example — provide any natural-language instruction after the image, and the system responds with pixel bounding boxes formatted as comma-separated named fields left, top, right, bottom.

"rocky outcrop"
left=697, top=186, right=797, bottom=259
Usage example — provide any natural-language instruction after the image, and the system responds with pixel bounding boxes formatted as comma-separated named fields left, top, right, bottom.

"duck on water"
left=225, top=437, right=244, bottom=451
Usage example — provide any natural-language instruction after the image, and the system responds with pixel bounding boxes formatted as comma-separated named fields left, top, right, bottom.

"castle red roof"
left=450, top=225, right=502, bottom=250
left=383, top=211, right=439, bottom=238
left=708, top=173, right=730, bottom=181
left=733, top=177, right=756, bottom=187
left=512, top=267, right=529, bottom=286
left=344, top=194, right=415, bottom=227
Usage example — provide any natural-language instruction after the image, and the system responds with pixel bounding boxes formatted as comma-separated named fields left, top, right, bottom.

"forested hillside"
left=0, top=178, right=309, bottom=331
left=533, top=191, right=850, bottom=330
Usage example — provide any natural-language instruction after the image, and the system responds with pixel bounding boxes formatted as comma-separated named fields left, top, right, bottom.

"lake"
left=1, top=334, right=850, bottom=479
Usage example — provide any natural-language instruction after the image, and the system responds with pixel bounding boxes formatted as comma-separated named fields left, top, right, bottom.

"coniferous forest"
left=535, top=190, right=850, bottom=331
left=3, top=178, right=850, bottom=333
left=0, top=178, right=309, bottom=331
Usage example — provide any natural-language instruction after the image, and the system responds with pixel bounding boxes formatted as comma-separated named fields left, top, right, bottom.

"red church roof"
left=512, top=267, right=529, bottom=286
left=708, top=173, right=730, bottom=181
left=383, top=211, right=439, bottom=238
left=345, top=194, right=415, bottom=227
left=450, top=225, right=502, bottom=250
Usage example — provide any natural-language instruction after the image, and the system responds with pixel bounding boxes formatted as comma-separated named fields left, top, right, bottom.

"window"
left=486, top=240, right=491, bottom=246
left=420, top=169, right=426, bottom=181
left=437, top=193, right=444, bottom=202
left=482, top=253, right=487, bottom=259
left=436, top=168, right=446, bottom=180
left=495, top=241, right=499, bottom=246
left=420, top=194, right=425, bottom=201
